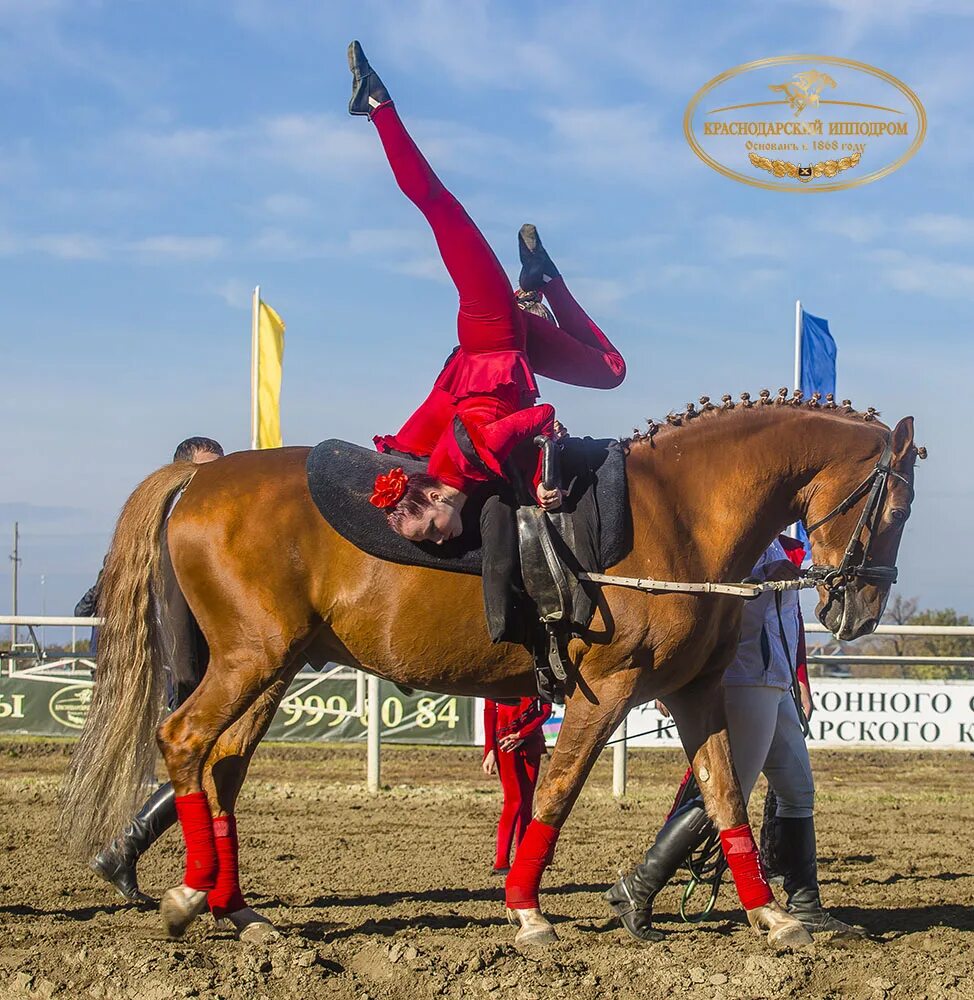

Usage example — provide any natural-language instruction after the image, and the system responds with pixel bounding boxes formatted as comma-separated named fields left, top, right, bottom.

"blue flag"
left=799, top=309, right=837, bottom=398
left=794, top=308, right=837, bottom=558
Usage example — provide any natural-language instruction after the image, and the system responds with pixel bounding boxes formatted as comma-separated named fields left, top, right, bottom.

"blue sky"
left=3, top=0, right=973, bottom=625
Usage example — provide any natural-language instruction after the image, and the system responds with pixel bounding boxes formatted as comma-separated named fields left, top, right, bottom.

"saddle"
left=305, top=436, right=630, bottom=701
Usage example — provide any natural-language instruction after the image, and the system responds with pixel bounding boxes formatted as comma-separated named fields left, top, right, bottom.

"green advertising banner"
left=0, top=671, right=474, bottom=745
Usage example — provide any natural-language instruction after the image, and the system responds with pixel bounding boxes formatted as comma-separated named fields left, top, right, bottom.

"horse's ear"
left=891, top=416, right=915, bottom=462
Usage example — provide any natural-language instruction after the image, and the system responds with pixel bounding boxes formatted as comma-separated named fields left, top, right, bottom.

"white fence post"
left=355, top=670, right=367, bottom=720
left=367, top=673, right=381, bottom=794
left=613, top=715, right=628, bottom=798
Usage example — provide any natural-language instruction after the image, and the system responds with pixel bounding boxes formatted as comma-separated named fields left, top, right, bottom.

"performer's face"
left=396, top=495, right=463, bottom=545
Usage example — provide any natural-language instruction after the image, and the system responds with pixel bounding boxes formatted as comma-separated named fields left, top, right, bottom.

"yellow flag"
left=251, top=289, right=285, bottom=449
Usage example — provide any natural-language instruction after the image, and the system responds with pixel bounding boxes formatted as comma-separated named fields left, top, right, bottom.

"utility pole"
left=10, top=522, right=20, bottom=651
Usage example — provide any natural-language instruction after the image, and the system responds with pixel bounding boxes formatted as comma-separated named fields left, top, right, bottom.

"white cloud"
left=259, top=193, right=315, bottom=218
left=0, top=0, right=159, bottom=98
left=705, top=215, right=802, bottom=259
left=0, top=229, right=107, bottom=260
left=210, top=278, right=253, bottom=310
left=122, top=125, right=234, bottom=167
left=0, top=229, right=227, bottom=262
left=260, top=114, right=380, bottom=175
left=815, top=213, right=887, bottom=244
left=870, top=248, right=974, bottom=299
left=131, top=235, right=226, bottom=260
left=657, top=263, right=714, bottom=286
left=541, top=105, right=684, bottom=184
left=247, top=227, right=337, bottom=261
left=904, top=213, right=973, bottom=244
left=370, top=0, right=572, bottom=92
left=345, top=227, right=449, bottom=284
left=789, top=0, right=974, bottom=46
left=389, top=256, right=452, bottom=284
left=560, top=275, right=633, bottom=313
left=814, top=212, right=974, bottom=247
left=116, top=113, right=382, bottom=179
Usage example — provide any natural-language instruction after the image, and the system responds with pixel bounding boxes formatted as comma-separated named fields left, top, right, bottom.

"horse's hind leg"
left=155, top=642, right=293, bottom=938
left=200, top=674, right=298, bottom=943
left=663, top=669, right=812, bottom=949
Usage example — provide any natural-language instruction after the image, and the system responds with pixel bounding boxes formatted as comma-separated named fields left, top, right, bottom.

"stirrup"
left=533, top=659, right=564, bottom=705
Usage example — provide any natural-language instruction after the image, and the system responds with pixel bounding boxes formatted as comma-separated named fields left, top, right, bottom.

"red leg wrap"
left=208, top=814, right=247, bottom=918
left=504, top=820, right=559, bottom=910
left=720, top=823, right=773, bottom=910
left=175, top=791, right=217, bottom=892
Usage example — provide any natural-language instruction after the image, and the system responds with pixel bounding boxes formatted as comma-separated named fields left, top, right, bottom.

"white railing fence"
left=3, top=616, right=972, bottom=798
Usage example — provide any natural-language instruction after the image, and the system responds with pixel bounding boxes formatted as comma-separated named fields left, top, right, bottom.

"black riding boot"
left=90, top=782, right=177, bottom=904
left=604, top=799, right=712, bottom=941
left=759, top=786, right=784, bottom=883
left=517, top=224, right=560, bottom=292
left=777, top=815, right=864, bottom=937
left=347, top=40, right=391, bottom=118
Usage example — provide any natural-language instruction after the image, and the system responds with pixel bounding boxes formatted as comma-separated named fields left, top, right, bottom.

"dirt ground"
left=0, top=740, right=971, bottom=1000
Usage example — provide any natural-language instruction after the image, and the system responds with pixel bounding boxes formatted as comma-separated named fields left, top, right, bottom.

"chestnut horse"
left=60, top=398, right=920, bottom=949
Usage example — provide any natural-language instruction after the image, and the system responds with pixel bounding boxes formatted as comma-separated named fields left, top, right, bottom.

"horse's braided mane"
left=622, top=389, right=882, bottom=450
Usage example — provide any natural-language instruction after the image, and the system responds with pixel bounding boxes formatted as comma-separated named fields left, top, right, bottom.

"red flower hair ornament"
left=370, top=467, right=409, bottom=509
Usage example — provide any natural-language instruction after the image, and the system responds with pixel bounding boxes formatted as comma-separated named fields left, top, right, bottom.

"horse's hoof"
left=239, top=920, right=281, bottom=944
left=222, top=906, right=281, bottom=944
left=506, top=907, right=558, bottom=948
left=747, top=901, right=813, bottom=950
left=160, top=884, right=208, bottom=939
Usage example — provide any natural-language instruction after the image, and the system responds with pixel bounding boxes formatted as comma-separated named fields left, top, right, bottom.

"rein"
left=579, top=435, right=905, bottom=602
left=578, top=572, right=816, bottom=600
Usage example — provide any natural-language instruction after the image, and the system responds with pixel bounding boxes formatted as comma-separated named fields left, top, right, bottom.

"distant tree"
left=881, top=594, right=920, bottom=657
left=902, top=608, right=974, bottom=679
left=44, top=640, right=91, bottom=656
left=862, top=598, right=974, bottom=680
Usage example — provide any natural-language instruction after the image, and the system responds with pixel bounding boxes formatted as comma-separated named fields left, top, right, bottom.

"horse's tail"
left=58, top=462, right=200, bottom=858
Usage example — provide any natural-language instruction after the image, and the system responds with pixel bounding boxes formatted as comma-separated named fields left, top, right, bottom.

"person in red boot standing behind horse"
left=482, top=698, right=552, bottom=874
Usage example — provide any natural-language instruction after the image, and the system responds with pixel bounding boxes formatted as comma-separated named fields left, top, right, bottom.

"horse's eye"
left=889, top=508, right=907, bottom=523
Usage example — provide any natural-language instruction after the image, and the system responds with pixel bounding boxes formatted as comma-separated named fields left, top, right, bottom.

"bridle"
left=577, top=435, right=915, bottom=606
left=802, top=437, right=911, bottom=594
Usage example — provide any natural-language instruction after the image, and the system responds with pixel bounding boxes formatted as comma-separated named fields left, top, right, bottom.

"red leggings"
left=371, top=103, right=624, bottom=388
left=495, top=749, right=542, bottom=869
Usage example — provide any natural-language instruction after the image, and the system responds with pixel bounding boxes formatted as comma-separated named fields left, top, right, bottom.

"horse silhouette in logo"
left=769, top=71, right=837, bottom=116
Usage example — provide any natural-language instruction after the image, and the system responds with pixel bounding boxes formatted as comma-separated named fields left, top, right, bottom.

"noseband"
left=803, top=438, right=910, bottom=593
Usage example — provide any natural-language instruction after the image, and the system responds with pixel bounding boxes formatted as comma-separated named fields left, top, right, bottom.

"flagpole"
left=793, top=298, right=802, bottom=392
left=788, top=299, right=803, bottom=541
left=250, top=285, right=260, bottom=450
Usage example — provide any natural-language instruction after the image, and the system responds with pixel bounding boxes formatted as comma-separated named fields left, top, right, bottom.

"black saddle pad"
left=305, top=436, right=630, bottom=576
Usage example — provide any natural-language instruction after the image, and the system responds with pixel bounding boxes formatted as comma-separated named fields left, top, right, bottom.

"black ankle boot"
left=605, top=799, right=712, bottom=941
left=518, top=224, right=560, bottom=292
left=759, top=786, right=784, bottom=883
left=347, top=40, right=391, bottom=118
left=90, top=783, right=178, bottom=904
left=777, top=816, right=864, bottom=937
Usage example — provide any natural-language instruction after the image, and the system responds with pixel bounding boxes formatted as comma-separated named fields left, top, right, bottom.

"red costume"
left=483, top=698, right=552, bottom=870
left=369, top=102, right=625, bottom=496
left=778, top=534, right=809, bottom=688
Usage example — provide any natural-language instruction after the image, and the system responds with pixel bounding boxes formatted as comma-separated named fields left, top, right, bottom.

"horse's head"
left=803, top=416, right=921, bottom=640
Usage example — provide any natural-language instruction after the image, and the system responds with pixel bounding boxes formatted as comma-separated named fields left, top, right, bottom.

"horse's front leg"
left=504, top=669, right=637, bottom=947
left=665, top=671, right=812, bottom=949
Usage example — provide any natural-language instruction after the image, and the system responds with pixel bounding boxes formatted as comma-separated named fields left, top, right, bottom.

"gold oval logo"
left=49, top=683, right=92, bottom=730
left=684, top=55, right=926, bottom=193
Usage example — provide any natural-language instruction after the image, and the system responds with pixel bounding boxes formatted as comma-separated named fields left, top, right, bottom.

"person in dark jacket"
left=88, top=436, right=223, bottom=904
